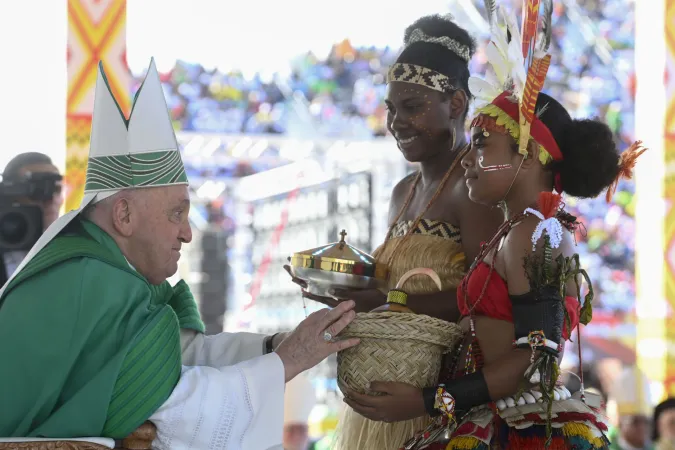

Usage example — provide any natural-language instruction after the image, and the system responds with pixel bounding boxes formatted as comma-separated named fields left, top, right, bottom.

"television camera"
left=0, top=172, right=62, bottom=252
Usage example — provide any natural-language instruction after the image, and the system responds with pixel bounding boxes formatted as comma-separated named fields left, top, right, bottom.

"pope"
left=0, top=59, right=359, bottom=449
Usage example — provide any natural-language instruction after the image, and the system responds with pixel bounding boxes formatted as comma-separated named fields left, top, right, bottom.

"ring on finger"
left=323, top=330, right=333, bottom=342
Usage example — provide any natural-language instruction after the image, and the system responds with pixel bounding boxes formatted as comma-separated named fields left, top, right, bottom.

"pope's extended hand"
left=275, top=300, right=360, bottom=382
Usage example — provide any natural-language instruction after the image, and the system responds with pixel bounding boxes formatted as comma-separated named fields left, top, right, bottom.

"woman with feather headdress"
left=318, top=12, right=504, bottom=450
left=343, top=1, right=645, bottom=448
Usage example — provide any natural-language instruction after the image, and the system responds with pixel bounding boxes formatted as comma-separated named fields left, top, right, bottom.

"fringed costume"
left=403, top=194, right=611, bottom=450
left=398, top=0, right=648, bottom=448
left=333, top=16, right=473, bottom=450
left=445, top=197, right=608, bottom=450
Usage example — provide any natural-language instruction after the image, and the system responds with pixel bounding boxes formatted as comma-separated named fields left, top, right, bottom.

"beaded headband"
left=405, top=28, right=472, bottom=62
left=387, top=63, right=456, bottom=93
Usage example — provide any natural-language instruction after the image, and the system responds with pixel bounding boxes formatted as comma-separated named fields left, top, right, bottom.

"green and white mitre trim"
left=85, top=58, right=187, bottom=195
left=0, top=58, right=188, bottom=296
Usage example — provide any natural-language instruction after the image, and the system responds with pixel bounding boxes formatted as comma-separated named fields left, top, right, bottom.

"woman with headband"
left=309, top=13, right=502, bottom=450
left=343, top=2, right=644, bottom=448
left=288, top=14, right=502, bottom=322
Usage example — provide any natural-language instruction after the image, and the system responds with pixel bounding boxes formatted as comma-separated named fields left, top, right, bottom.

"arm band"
left=263, top=333, right=279, bottom=354
left=422, top=386, right=440, bottom=417
left=510, top=286, right=564, bottom=355
left=422, top=371, right=492, bottom=417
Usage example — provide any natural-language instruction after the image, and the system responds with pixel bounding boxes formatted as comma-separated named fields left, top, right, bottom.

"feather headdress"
left=469, top=0, right=556, bottom=161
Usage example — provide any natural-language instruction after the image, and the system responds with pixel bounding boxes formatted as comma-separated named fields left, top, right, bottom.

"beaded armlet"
left=518, top=192, right=595, bottom=442
left=523, top=194, right=594, bottom=331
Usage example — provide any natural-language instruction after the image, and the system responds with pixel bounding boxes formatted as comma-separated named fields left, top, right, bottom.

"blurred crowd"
left=472, top=0, right=635, bottom=144
left=566, top=181, right=637, bottom=316
left=134, top=0, right=638, bottom=315
left=586, top=366, right=675, bottom=450
left=140, top=1, right=635, bottom=142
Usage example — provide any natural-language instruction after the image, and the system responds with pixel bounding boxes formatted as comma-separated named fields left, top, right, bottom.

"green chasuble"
left=0, top=219, right=204, bottom=438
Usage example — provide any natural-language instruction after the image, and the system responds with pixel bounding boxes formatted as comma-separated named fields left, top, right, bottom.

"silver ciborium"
left=289, top=230, right=388, bottom=298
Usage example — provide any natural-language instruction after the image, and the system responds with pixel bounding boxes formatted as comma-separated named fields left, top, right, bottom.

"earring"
left=482, top=130, right=490, bottom=137
left=450, top=127, right=457, bottom=150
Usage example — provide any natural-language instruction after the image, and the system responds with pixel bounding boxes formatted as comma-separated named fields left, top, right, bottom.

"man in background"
left=0, top=152, right=63, bottom=284
left=284, top=373, right=317, bottom=450
left=607, top=367, right=654, bottom=450
left=652, top=398, right=675, bottom=450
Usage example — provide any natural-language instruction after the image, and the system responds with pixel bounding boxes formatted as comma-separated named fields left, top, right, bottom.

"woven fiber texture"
left=337, top=312, right=463, bottom=395
left=372, top=234, right=465, bottom=294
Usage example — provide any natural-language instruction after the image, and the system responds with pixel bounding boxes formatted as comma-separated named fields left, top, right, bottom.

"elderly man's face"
left=283, top=423, right=309, bottom=450
left=620, top=414, right=650, bottom=448
left=126, top=185, right=192, bottom=284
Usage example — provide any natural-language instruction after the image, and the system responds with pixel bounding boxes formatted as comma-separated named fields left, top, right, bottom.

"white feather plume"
left=507, top=37, right=526, bottom=97
left=502, top=8, right=522, bottom=51
left=471, top=4, right=530, bottom=109
left=469, top=77, right=502, bottom=103
left=484, top=42, right=509, bottom=82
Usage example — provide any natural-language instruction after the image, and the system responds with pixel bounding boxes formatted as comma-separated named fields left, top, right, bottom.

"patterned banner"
left=66, top=0, right=129, bottom=212
left=663, top=0, right=675, bottom=397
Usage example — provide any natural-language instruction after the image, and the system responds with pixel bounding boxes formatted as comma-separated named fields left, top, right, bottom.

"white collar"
left=124, top=256, right=137, bottom=272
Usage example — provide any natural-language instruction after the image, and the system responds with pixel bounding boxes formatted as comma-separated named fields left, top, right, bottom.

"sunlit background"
left=2, top=0, right=673, bottom=445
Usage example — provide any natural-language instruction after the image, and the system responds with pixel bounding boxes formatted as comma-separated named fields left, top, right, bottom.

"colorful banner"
left=664, top=0, right=675, bottom=397
left=66, top=0, right=129, bottom=211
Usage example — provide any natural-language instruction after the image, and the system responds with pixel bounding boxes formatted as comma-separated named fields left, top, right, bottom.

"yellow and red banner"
left=664, top=0, right=675, bottom=397
left=66, top=0, right=129, bottom=211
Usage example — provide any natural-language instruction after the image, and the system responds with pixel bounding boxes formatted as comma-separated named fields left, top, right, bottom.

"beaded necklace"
left=447, top=207, right=579, bottom=379
left=444, top=212, right=528, bottom=378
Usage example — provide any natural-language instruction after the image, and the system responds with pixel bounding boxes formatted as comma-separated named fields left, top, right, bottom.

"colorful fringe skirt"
left=421, top=394, right=609, bottom=450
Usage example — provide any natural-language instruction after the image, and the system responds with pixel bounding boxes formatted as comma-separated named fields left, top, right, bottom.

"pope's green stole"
left=2, top=223, right=204, bottom=438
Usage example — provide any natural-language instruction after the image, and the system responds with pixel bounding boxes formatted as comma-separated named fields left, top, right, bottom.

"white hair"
left=81, top=189, right=146, bottom=221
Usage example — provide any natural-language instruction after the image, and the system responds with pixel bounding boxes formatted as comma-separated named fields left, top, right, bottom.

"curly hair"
left=535, top=93, right=621, bottom=198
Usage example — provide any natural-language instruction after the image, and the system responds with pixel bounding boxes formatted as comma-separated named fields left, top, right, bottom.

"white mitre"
left=284, top=374, right=317, bottom=425
left=0, top=58, right=187, bottom=296
left=606, top=366, right=653, bottom=425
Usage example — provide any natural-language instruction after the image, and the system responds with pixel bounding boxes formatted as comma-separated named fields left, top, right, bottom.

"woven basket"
left=337, top=311, right=463, bottom=395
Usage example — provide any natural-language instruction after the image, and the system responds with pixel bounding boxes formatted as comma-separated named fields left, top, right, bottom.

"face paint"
left=478, top=156, right=512, bottom=172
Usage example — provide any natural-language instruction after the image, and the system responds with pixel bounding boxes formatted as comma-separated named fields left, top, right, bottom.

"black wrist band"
left=422, top=371, right=491, bottom=417
left=423, top=371, right=491, bottom=417
left=264, top=333, right=279, bottom=354
left=422, top=386, right=441, bottom=417
left=451, top=371, right=492, bottom=414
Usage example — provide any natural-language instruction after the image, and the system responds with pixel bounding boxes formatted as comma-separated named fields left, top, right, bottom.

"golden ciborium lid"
left=289, top=230, right=388, bottom=297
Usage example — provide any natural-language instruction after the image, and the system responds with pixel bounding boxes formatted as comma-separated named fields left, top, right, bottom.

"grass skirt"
left=332, top=233, right=466, bottom=449
left=334, top=405, right=432, bottom=450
